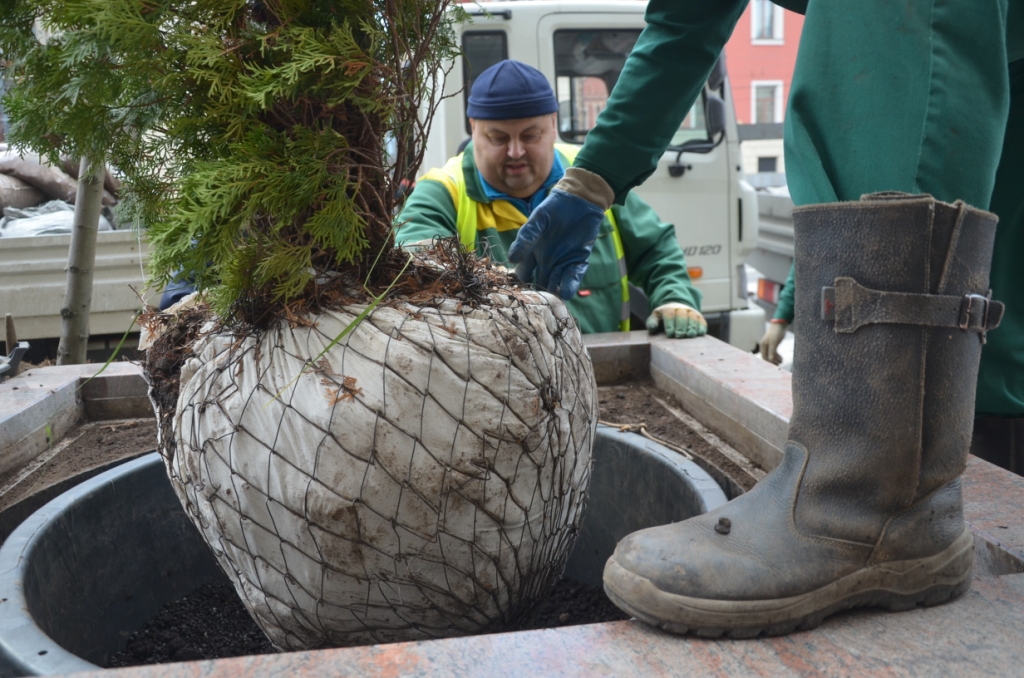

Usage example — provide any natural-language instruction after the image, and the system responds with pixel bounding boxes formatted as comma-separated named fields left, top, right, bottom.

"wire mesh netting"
left=151, top=291, right=597, bottom=649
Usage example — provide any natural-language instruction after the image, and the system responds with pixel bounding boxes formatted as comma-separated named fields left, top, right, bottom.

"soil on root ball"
left=106, top=576, right=628, bottom=667
left=143, top=305, right=208, bottom=419
left=139, top=240, right=526, bottom=461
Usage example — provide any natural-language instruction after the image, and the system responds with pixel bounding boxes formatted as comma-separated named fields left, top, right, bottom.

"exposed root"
left=142, top=304, right=215, bottom=451
left=141, top=238, right=530, bottom=408
left=212, top=236, right=526, bottom=335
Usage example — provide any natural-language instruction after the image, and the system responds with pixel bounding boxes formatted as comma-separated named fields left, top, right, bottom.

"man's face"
left=470, top=113, right=557, bottom=199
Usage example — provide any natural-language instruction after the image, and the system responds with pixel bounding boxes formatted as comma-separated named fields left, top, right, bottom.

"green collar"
left=460, top=141, right=573, bottom=205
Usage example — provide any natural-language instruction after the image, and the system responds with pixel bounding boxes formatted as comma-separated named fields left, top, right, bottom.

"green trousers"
left=784, top=0, right=1024, bottom=416
left=978, top=60, right=1024, bottom=415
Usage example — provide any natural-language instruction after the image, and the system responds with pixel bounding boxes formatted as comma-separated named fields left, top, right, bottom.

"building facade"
left=723, top=0, right=803, bottom=179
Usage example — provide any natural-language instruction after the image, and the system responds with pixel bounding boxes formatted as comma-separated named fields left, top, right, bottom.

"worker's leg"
left=973, top=58, right=1024, bottom=473
left=787, top=0, right=1023, bottom=470
left=604, top=0, right=1011, bottom=636
left=785, top=0, right=1009, bottom=207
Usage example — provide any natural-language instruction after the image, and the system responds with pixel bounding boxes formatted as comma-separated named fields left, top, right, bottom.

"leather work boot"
left=603, top=193, right=1004, bottom=637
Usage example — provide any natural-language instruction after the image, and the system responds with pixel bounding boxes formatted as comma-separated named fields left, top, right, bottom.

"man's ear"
left=549, top=112, right=557, bottom=130
left=469, top=118, right=477, bottom=133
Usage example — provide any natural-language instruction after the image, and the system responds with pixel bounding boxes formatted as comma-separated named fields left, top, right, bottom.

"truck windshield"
left=462, top=31, right=509, bottom=134
left=553, top=30, right=707, bottom=146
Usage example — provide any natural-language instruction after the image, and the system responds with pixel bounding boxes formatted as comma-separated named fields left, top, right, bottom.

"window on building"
left=462, top=31, right=508, bottom=134
left=553, top=29, right=707, bottom=146
left=751, top=0, right=784, bottom=43
left=758, top=156, right=778, bottom=173
left=752, top=82, right=782, bottom=123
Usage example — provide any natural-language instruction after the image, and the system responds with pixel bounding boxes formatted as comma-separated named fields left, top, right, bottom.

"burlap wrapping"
left=154, top=291, right=597, bottom=649
left=0, top=153, right=117, bottom=205
left=0, top=174, right=44, bottom=210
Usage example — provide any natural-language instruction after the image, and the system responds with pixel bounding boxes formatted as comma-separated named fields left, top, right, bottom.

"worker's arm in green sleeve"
left=573, top=0, right=748, bottom=202
left=614, top=192, right=702, bottom=312
left=393, top=180, right=459, bottom=245
left=774, top=263, right=796, bottom=323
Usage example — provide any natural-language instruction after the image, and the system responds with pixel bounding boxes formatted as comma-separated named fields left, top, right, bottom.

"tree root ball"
left=147, top=291, right=598, bottom=649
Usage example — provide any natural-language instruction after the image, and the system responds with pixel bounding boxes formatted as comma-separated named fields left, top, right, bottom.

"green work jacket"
left=568, top=0, right=1024, bottom=414
left=395, top=142, right=701, bottom=334
left=574, top=0, right=1023, bottom=206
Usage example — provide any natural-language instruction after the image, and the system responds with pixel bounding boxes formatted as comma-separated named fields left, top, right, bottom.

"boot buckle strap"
left=959, top=292, right=994, bottom=332
left=821, top=278, right=1004, bottom=339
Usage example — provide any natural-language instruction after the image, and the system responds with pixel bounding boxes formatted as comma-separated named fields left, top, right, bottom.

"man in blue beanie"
left=395, top=59, right=706, bottom=338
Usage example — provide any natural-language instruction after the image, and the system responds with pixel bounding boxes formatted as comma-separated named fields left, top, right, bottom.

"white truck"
left=0, top=229, right=148, bottom=356
left=747, top=190, right=796, bottom=318
left=1, top=0, right=765, bottom=355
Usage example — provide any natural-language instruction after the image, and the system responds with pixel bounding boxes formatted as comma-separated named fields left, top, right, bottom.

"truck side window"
left=553, top=30, right=708, bottom=146
left=463, top=31, right=508, bottom=134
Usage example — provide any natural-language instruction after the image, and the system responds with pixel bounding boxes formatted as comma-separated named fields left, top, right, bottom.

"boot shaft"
left=789, top=193, right=1000, bottom=544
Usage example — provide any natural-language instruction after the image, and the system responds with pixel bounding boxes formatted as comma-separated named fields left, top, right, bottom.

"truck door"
left=535, top=13, right=734, bottom=314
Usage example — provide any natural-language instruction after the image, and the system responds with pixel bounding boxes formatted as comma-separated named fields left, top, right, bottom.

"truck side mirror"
left=668, top=93, right=727, bottom=177
left=705, top=94, right=726, bottom=138
left=707, top=55, right=727, bottom=91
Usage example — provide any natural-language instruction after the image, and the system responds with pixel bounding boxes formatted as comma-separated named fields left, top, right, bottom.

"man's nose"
left=507, top=138, right=526, bottom=158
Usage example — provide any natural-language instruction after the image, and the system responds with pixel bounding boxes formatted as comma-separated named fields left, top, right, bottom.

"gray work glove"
left=646, top=302, right=707, bottom=338
left=758, top=321, right=788, bottom=365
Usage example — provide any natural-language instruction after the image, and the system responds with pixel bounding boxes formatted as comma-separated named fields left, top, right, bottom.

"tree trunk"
left=56, top=156, right=104, bottom=365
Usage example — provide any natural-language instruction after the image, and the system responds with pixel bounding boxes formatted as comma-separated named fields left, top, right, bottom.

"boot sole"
left=603, top=527, right=974, bottom=638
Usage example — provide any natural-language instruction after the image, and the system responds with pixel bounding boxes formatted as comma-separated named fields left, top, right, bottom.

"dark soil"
left=108, top=583, right=275, bottom=667
left=513, top=577, right=630, bottom=630
left=598, top=378, right=764, bottom=496
left=0, top=418, right=157, bottom=514
left=142, top=306, right=207, bottom=446
left=107, top=577, right=628, bottom=667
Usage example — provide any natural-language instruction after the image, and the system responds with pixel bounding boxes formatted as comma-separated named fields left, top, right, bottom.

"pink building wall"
left=724, top=3, right=804, bottom=125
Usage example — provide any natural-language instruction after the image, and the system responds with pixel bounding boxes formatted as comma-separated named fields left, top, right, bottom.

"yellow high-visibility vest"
left=421, top=143, right=630, bottom=330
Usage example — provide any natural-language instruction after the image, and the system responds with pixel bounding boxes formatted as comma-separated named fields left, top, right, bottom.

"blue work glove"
left=507, top=189, right=604, bottom=299
left=159, top=275, right=197, bottom=311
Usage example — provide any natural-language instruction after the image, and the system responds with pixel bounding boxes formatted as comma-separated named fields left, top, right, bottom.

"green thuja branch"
left=1, top=0, right=464, bottom=322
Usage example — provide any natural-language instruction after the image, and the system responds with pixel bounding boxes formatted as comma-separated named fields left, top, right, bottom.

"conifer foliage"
left=5, top=3, right=601, bottom=650
left=0, top=0, right=461, bottom=320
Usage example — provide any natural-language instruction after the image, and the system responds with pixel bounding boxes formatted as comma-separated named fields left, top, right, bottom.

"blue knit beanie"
left=466, top=60, right=558, bottom=120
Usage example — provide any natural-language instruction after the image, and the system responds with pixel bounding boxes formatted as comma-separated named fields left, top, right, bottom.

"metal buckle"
left=959, top=291, right=992, bottom=337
